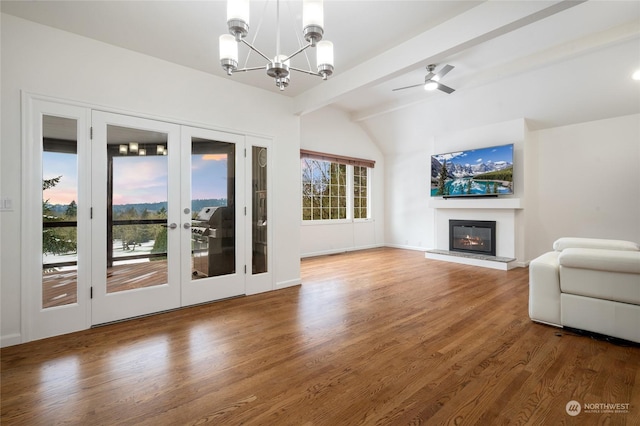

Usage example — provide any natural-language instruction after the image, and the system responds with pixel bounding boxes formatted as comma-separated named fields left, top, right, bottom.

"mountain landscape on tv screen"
left=431, top=145, right=514, bottom=197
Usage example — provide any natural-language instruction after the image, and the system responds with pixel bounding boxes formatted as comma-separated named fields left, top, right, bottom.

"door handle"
left=183, top=223, right=191, bottom=229
left=168, top=223, right=177, bottom=229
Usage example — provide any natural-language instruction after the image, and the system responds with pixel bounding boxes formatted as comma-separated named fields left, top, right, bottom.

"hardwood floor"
left=2, top=248, right=638, bottom=425
left=43, top=261, right=169, bottom=308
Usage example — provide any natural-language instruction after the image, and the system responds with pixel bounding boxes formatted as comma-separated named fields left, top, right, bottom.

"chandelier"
left=219, top=0, right=334, bottom=91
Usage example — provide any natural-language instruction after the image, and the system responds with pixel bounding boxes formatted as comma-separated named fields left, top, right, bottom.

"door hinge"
left=90, top=286, right=93, bottom=299
left=90, top=207, right=93, bottom=219
left=244, top=206, right=247, bottom=216
left=244, top=265, right=247, bottom=274
left=244, top=148, right=247, bottom=158
left=90, top=127, right=93, bottom=140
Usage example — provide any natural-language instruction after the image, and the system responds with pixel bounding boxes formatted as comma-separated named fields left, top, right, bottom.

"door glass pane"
left=107, top=125, right=169, bottom=293
left=252, top=146, right=268, bottom=274
left=42, top=115, right=78, bottom=308
left=190, top=138, right=235, bottom=279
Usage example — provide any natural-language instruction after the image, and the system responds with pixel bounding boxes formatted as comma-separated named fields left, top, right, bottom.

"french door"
left=24, top=97, right=265, bottom=341
left=91, top=112, right=184, bottom=324
left=180, top=127, right=245, bottom=306
left=91, top=113, right=246, bottom=325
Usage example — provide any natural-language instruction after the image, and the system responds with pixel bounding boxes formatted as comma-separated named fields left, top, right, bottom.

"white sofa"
left=529, top=237, right=640, bottom=343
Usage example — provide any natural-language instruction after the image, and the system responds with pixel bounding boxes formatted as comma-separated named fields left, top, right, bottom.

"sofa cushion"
left=553, top=237, right=640, bottom=252
left=559, top=248, right=640, bottom=305
left=559, top=248, right=640, bottom=274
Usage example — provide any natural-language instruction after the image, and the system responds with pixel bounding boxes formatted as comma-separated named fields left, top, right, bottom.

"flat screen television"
left=431, top=143, right=514, bottom=197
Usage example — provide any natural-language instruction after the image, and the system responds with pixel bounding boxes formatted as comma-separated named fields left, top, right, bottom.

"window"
left=301, top=158, right=346, bottom=220
left=353, top=166, right=368, bottom=219
left=301, top=150, right=374, bottom=222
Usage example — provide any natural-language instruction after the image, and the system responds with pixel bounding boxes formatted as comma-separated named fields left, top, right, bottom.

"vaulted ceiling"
left=3, top=0, right=640, bottom=127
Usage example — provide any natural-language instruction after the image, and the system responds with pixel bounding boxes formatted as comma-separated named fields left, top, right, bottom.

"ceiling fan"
left=392, top=64, right=456, bottom=94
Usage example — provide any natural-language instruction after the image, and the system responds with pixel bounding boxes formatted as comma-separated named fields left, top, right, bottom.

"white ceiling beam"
left=352, top=19, right=640, bottom=122
left=293, top=0, right=585, bottom=115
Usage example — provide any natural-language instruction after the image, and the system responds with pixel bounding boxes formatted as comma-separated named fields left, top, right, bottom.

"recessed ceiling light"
left=632, top=69, right=640, bottom=81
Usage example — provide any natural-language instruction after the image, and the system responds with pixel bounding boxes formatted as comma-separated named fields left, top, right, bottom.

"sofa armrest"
left=529, top=251, right=562, bottom=326
left=553, top=237, right=639, bottom=252
left=559, top=248, right=640, bottom=274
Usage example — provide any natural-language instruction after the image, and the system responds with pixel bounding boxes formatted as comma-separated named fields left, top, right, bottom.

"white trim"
left=0, top=333, right=23, bottom=348
left=301, top=218, right=352, bottom=226
left=21, top=91, right=274, bottom=142
left=428, top=197, right=523, bottom=210
left=300, top=243, right=385, bottom=258
left=276, top=278, right=301, bottom=289
left=383, top=243, right=427, bottom=252
left=22, top=93, right=92, bottom=342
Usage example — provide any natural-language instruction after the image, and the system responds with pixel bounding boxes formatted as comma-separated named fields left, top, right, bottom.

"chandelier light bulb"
left=227, top=0, right=249, bottom=39
left=227, top=0, right=249, bottom=25
left=303, top=0, right=324, bottom=45
left=119, top=144, right=128, bottom=155
left=303, top=0, right=324, bottom=28
left=316, top=40, right=334, bottom=78
left=219, top=34, right=238, bottom=61
left=129, top=142, right=138, bottom=153
left=219, top=34, right=238, bottom=75
left=138, top=148, right=146, bottom=156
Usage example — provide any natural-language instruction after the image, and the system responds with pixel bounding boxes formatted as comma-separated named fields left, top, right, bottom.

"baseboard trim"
left=276, top=278, right=301, bottom=290
left=300, top=244, right=384, bottom=259
left=383, top=243, right=427, bottom=252
left=1, top=333, right=22, bottom=348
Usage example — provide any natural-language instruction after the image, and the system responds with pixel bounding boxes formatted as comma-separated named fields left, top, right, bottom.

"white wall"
left=385, top=147, right=435, bottom=250
left=300, top=107, right=384, bottom=256
left=1, top=14, right=301, bottom=345
left=378, top=110, right=640, bottom=263
left=527, top=114, right=640, bottom=258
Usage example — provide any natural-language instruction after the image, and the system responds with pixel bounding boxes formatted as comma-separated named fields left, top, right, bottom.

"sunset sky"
left=43, top=152, right=228, bottom=206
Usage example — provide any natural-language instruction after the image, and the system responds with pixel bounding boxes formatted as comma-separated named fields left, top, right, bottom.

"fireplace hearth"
left=449, top=220, right=496, bottom=256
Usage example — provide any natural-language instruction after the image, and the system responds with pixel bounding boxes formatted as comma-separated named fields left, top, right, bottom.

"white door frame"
left=21, top=96, right=91, bottom=341
left=21, top=93, right=273, bottom=343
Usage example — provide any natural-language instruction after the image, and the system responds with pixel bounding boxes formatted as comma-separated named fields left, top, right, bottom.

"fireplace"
left=449, top=220, right=496, bottom=256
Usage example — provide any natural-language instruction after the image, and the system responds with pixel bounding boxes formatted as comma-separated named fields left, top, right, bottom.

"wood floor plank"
left=2, top=248, right=639, bottom=425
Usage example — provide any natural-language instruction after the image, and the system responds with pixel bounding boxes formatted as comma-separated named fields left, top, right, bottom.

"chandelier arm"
left=241, top=0, right=271, bottom=69
left=234, top=66, right=268, bottom=73
left=240, top=39, right=272, bottom=62
left=282, top=43, right=314, bottom=63
left=289, top=66, right=322, bottom=77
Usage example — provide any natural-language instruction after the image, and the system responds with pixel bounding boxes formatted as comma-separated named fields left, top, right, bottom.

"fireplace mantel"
left=428, top=197, right=522, bottom=210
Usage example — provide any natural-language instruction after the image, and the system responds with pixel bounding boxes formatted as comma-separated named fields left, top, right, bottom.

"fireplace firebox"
left=449, top=220, right=496, bottom=256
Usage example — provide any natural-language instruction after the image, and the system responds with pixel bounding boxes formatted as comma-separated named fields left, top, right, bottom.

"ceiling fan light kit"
left=219, top=0, right=334, bottom=91
left=393, top=64, right=456, bottom=94
left=424, top=81, right=438, bottom=91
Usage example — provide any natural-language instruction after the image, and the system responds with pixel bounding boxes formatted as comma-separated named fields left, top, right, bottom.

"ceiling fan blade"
left=435, top=64, right=454, bottom=79
left=437, top=83, right=455, bottom=94
left=424, top=72, right=435, bottom=82
left=392, top=83, right=424, bottom=91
